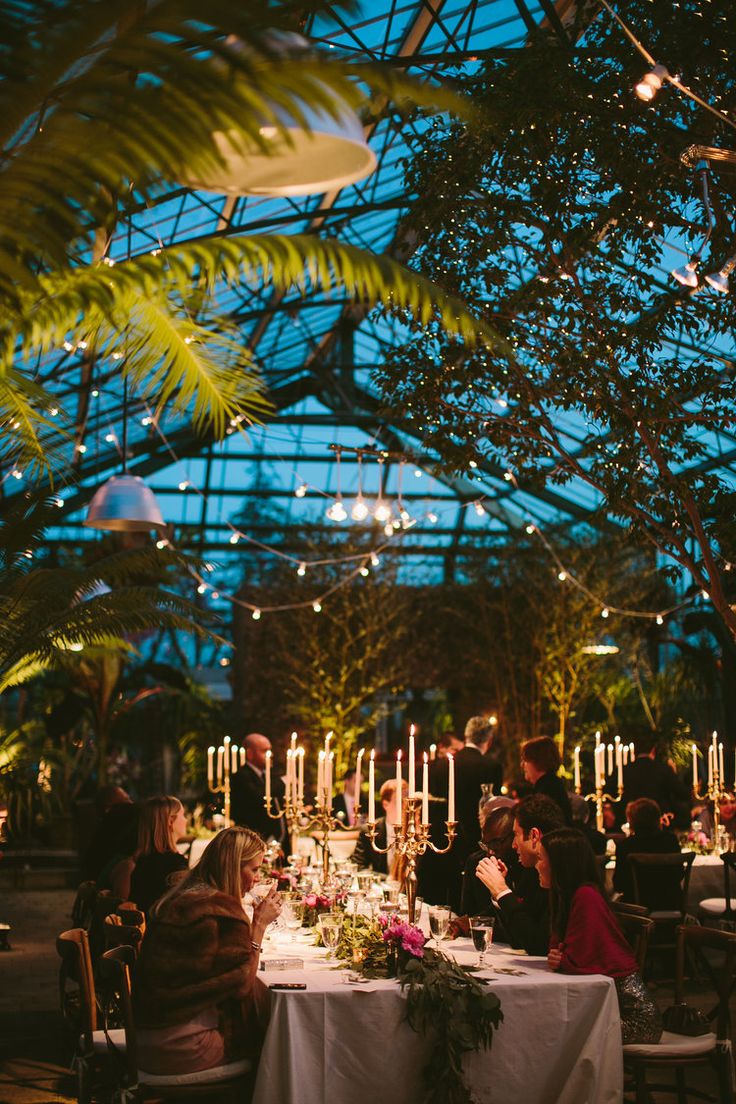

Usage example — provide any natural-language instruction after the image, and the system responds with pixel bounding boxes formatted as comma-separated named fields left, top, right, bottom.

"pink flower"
left=303, top=894, right=318, bottom=908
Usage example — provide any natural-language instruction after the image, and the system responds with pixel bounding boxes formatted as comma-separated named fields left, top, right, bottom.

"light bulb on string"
left=294, top=482, right=308, bottom=498
left=383, top=522, right=393, bottom=537
left=427, top=512, right=438, bottom=524
left=360, top=566, right=370, bottom=577
left=229, top=533, right=240, bottom=544
left=672, top=258, right=699, bottom=288
left=326, top=446, right=347, bottom=521
left=351, top=450, right=369, bottom=519
left=474, top=501, right=485, bottom=517
left=601, top=607, right=610, bottom=619
left=374, top=500, right=391, bottom=522
left=656, top=615, right=664, bottom=625
left=312, top=601, right=322, bottom=613
left=297, top=563, right=306, bottom=577
left=252, top=608, right=261, bottom=620
left=525, top=523, right=536, bottom=534
left=370, top=553, right=380, bottom=567
left=634, top=64, right=669, bottom=102
left=558, top=570, right=567, bottom=581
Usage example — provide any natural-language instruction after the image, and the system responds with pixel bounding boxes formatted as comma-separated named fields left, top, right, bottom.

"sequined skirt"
left=615, top=971, right=663, bottom=1045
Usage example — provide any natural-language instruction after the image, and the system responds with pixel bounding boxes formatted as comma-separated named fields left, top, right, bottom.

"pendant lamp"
left=178, top=34, right=376, bottom=198
left=84, top=370, right=166, bottom=533
left=84, top=473, right=165, bottom=533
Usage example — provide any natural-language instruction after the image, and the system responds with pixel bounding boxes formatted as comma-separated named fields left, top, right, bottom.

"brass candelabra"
left=693, top=743, right=728, bottom=854
left=368, top=796, right=456, bottom=925
left=264, top=774, right=359, bottom=887
left=208, top=736, right=243, bottom=828
left=575, top=780, right=623, bottom=833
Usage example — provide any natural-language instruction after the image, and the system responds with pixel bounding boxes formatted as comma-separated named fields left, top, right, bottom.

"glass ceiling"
left=5, top=0, right=736, bottom=616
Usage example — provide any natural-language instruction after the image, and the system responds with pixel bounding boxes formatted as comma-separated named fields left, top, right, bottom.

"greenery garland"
left=332, top=915, right=503, bottom=1104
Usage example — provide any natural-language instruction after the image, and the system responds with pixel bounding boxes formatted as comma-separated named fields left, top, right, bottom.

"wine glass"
left=428, top=905, right=451, bottom=949
left=319, top=914, right=343, bottom=960
left=470, top=915, right=495, bottom=968
left=280, top=893, right=303, bottom=943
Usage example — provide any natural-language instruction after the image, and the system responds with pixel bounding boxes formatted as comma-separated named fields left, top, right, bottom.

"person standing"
left=621, top=730, right=688, bottom=826
left=332, top=769, right=357, bottom=826
left=432, top=716, right=502, bottom=862
left=521, top=736, right=572, bottom=824
left=351, top=780, right=407, bottom=873
left=230, top=732, right=286, bottom=844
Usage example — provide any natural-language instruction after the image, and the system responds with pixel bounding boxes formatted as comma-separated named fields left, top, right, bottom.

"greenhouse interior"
left=2, top=1, right=736, bottom=1103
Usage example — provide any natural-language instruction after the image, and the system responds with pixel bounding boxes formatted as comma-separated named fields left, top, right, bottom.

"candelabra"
left=208, top=736, right=243, bottom=828
left=575, top=778, right=623, bottom=833
left=574, top=738, right=627, bottom=833
left=263, top=743, right=360, bottom=887
left=368, top=797, right=456, bottom=925
left=693, top=735, right=729, bottom=853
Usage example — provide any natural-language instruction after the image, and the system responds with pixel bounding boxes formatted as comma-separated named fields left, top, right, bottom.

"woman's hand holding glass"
left=252, top=882, right=282, bottom=931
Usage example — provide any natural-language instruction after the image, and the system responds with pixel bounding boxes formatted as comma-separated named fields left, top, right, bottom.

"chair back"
left=721, top=853, right=736, bottom=918
left=99, top=945, right=139, bottom=1088
left=56, top=927, right=97, bottom=1044
left=611, top=900, right=651, bottom=918
left=104, top=905, right=146, bottom=954
left=628, top=852, right=695, bottom=916
left=613, top=910, right=655, bottom=974
left=71, top=881, right=98, bottom=929
left=675, top=924, right=736, bottom=1040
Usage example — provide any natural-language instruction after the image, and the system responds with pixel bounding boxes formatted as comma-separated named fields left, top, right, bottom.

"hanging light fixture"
left=634, top=64, right=669, bottom=102
left=351, top=450, right=369, bottom=520
left=84, top=309, right=165, bottom=533
left=705, top=253, right=736, bottom=293
left=671, top=160, right=715, bottom=289
left=325, top=446, right=347, bottom=522
left=178, top=34, right=376, bottom=198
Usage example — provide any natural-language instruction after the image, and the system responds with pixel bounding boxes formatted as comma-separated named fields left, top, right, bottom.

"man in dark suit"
left=475, top=794, right=565, bottom=955
left=230, top=732, right=286, bottom=844
left=431, top=716, right=503, bottom=863
left=332, top=769, right=357, bottom=826
left=351, top=779, right=406, bottom=873
left=622, top=730, right=689, bottom=827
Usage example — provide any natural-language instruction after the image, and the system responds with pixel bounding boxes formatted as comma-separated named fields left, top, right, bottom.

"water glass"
left=470, top=915, right=495, bottom=967
left=428, top=905, right=451, bottom=948
left=319, top=914, right=343, bottom=959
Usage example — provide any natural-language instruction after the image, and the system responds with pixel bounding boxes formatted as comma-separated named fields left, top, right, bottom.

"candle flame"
left=409, top=723, right=416, bottom=737
left=370, top=749, right=375, bottom=761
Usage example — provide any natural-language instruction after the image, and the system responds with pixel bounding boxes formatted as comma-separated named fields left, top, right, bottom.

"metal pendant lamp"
left=179, top=35, right=376, bottom=198
left=84, top=371, right=165, bottom=534
left=85, top=473, right=165, bottom=533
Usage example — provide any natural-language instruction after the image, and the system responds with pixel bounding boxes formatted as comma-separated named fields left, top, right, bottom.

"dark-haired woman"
left=521, top=737, right=572, bottom=824
left=540, top=827, right=661, bottom=1045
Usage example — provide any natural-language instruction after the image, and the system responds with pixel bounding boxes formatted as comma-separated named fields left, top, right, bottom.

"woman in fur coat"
left=133, top=826, right=281, bottom=1074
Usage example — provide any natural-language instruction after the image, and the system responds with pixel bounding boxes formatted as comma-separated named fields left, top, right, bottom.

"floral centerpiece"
left=331, top=913, right=503, bottom=1104
left=301, top=891, right=345, bottom=927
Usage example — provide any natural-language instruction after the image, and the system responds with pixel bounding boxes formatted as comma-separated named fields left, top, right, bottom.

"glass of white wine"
left=319, top=914, right=343, bottom=960
left=470, top=915, right=495, bottom=968
left=428, top=905, right=452, bottom=950
left=280, top=893, right=304, bottom=943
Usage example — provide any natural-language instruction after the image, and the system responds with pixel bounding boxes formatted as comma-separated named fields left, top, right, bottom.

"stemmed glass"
left=280, top=892, right=304, bottom=943
left=428, top=905, right=451, bottom=950
left=318, top=913, right=343, bottom=960
left=470, top=915, right=495, bottom=968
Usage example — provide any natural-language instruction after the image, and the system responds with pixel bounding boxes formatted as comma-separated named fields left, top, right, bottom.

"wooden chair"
left=623, top=924, right=736, bottom=1104
left=699, top=852, right=736, bottom=925
left=104, top=906, right=146, bottom=954
left=56, top=928, right=126, bottom=1104
left=612, top=904, right=655, bottom=976
left=100, top=946, right=254, bottom=1103
left=71, top=881, right=98, bottom=930
left=629, top=852, right=695, bottom=974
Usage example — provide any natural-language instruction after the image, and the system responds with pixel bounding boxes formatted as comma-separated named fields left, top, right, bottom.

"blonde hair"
left=137, top=796, right=182, bottom=857
left=151, top=826, right=266, bottom=917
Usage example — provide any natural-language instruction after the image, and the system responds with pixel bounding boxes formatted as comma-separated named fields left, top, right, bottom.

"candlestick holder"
left=264, top=791, right=359, bottom=887
left=575, top=780, right=624, bottom=833
left=693, top=770, right=728, bottom=853
left=208, top=736, right=239, bottom=828
left=367, top=796, right=456, bottom=925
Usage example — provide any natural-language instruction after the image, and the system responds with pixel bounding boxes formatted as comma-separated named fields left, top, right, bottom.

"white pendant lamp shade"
left=84, top=474, right=165, bottom=533
left=182, top=101, right=376, bottom=198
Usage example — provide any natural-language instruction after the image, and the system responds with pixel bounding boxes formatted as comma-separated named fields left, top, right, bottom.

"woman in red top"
left=539, top=828, right=661, bottom=1045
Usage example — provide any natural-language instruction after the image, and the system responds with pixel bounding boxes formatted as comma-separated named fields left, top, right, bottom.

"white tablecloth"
left=252, top=938, right=623, bottom=1104
left=605, top=852, right=724, bottom=911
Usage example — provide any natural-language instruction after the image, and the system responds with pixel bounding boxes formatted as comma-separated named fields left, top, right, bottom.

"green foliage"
left=0, top=0, right=498, bottom=475
left=376, top=0, right=736, bottom=634
left=400, top=952, right=502, bottom=1104
left=332, top=914, right=502, bottom=1104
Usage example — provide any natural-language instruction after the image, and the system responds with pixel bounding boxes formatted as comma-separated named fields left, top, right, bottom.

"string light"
left=297, top=563, right=306, bottom=576
left=252, top=608, right=261, bottom=620
left=634, top=65, right=668, bottom=102
left=294, top=483, right=308, bottom=498
left=601, top=607, right=610, bottom=619
left=312, top=601, right=322, bottom=612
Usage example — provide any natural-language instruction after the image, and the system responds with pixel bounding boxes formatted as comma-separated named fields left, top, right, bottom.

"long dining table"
left=251, top=934, right=623, bottom=1104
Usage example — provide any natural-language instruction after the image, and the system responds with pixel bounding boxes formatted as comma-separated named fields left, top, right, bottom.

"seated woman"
left=521, top=737, right=572, bottom=824
left=541, top=827, right=662, bottom=1045
left=129, top=796, right=188, bottom=915
left=96, top=802, right=140, bottom=900
left=613, top=797, right=680, bottom=904
left=133, top=826, right=282, bottom=1074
